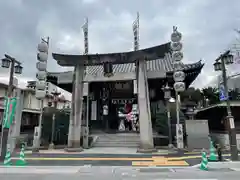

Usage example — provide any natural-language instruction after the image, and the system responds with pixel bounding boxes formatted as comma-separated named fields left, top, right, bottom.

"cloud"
left=0, top=0, right=240, bottom=88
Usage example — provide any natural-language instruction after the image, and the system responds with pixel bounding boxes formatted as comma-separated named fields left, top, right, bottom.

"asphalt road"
left=8, top=152, right=195, bottom=167
left=7, top=151, right=234, bottom=167
left=0, top=166, right=240, bottom=180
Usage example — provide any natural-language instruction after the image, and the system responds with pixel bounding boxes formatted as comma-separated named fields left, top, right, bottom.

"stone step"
left=93, top=143, right=139, bottom=147
left=97, top=141, right=140, bottom=143
left=94, top=133, right=140, bottom=147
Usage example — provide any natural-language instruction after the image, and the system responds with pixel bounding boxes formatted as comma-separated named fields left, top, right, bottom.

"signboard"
left=219, top=85, right=228, bottom=101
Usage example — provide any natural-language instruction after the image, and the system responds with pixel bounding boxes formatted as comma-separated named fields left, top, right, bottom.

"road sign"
left=219, top=85, right=228, bottom=101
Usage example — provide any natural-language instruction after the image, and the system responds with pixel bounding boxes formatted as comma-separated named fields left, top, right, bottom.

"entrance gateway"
left=51, top=46, right=203, bottom=150
left=49, top=24, right=203, bottom=151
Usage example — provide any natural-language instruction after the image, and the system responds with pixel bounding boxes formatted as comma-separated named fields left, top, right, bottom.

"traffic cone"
left=209, top=140, right=217, bottom=161
left=200, top=151, right=208, bottom=171
left=3, top=150, right=12, bottom=166
left=16, top=145, right=27, bottom=166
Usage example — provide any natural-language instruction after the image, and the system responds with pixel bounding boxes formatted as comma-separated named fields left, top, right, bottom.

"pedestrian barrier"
left=209, top=140, right=218, bottom=161
left=200, top=150, right=208, bottom=171
left=3, top=150, right=12, bottom=166
left=16, top=144, right=27, bottom=166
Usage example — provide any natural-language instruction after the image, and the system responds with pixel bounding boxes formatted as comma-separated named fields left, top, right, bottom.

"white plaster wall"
left=0, top=88, right=6, bottom=97
left=0, top=81, right=71, bottom=111
left=12, top=90, right=69, bottom=111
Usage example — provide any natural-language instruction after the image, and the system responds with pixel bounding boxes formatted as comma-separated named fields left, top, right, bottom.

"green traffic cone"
left=200, top=151, right=208, bottom=171
left=3, top=150, right=12, bottom=166
left=16, top=145, right=27, bottom=166
left=209, top=140, right=217, bottom=161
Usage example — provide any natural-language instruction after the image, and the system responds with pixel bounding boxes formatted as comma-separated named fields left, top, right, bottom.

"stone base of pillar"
left=31, top=148, right=40, bottom=153
left=137, top=147, right=158, bottom=153
left=65, top=140, right=83, bottom=152
left=137, top=143, right=157, bottom=153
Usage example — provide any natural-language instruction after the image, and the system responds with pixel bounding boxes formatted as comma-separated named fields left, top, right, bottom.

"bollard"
left=217, top=144, right=223, bottom=161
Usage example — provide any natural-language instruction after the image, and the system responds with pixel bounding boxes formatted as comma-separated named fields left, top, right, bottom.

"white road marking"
left=0, top=166, right=80, bottom=174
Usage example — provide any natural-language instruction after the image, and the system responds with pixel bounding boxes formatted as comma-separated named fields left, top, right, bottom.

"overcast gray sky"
left=0, top=0, right=240, bottom=88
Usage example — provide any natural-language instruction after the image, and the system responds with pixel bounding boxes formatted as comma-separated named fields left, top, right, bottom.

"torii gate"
left=52, top=42, right=171, bottom=152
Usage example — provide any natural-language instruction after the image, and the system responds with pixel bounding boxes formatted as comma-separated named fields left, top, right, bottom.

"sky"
left=0, top=0, right=240, bottom=89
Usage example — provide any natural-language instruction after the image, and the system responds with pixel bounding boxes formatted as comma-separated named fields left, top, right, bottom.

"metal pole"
left=49, top=96, right=58, bottom=149
left=221, top=56, right=238, bottom=161
left=0, top=58, right=15, bottom=160
left=36, top=99, right=43, bottom=150
left=175, top=92, right=180, bottom=126
left=49, top=113, right=55, bottom=149
left=166, top=101, right=173, bottom=148
left=85, top=90, right=89, bottom=148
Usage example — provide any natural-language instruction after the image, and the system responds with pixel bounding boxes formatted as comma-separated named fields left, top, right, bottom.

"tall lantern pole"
left=32, top=37, right=49, bottom=152
left=82, top=17, right=89, bottom=148
left=171, top=26, right=185, bottom=149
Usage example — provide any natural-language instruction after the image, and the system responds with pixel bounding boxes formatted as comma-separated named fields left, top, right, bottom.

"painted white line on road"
left=0, top=166, right=81, bottom=174
left=191, top=163, right=200, bottom=168
left=231, top=168, right=240, bottom=171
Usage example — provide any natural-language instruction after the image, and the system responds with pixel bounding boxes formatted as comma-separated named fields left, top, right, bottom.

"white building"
left=0, top=75, right=71, bottom=138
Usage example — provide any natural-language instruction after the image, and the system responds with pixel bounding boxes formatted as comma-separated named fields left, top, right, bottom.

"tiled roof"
left=86, top=53, right=203, bottom=75
left=48, top=54, right=203, bottom=77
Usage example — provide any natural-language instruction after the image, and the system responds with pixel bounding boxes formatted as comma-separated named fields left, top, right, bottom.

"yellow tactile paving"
left=11, top=155, right=188, bottom=166
left=132, top=156, right=189, bottom=166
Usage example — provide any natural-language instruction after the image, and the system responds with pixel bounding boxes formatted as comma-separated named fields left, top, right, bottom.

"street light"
left=0, top=54, right=23, bottom=161
left=213, top=50, right=238, bottom=161
left=1, top=58, right=11, bottom=68
left=162, top=83, right=174, bottom=148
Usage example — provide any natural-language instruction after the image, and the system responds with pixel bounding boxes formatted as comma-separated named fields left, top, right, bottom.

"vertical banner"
left=133, top=12, right=140, bottom=93
left=132, top=12, right=139, bottom=51
left=82, top=17, right=88, bottom=55
left=3, top=97, right=17, bottom=128
left=2, top=97, right=10, bottom=127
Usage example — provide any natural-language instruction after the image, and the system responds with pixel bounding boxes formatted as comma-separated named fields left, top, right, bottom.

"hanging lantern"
left=162, top=84, right=172, bottom=100
left=213, top=61, right=222, bottom=71
left=223, top=54, right=234, bottom=65
left=103, top=62, right=113, bottom=77
left=1, top=58, right=11, bottom=68
left=14, top=64, right=23, bottom=74
left=37, top=42, right=49, bottom=52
